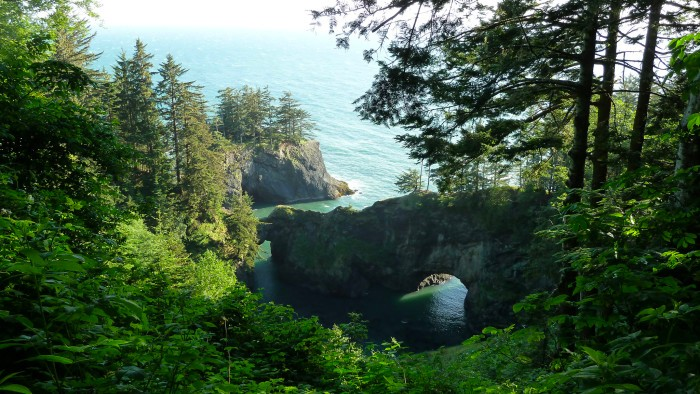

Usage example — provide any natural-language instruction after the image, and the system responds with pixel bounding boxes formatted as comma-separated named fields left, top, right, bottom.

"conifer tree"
left=156, top=54, right=194, bottom=187
left=276, top=91, right=315, bottom=143
left=394, top=168, right=422, bottom=193
left=48, top=6, right=100, bottom=70
left=216, top=87, right=239, bottom=141
left=180, top=86, right=228, bottom=225
left=627, top=0, right=667, bottom=172
left=112, top=40, right=171, bottom=224
left=155, top=56, right=227, bottom=225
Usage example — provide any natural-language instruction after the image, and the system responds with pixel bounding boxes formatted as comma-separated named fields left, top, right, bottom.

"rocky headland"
left=259, top=189, right=559, bottom=330
left=225, top=140, right=353, bottom=205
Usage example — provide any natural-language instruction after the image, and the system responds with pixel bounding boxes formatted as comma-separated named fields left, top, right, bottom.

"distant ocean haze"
left=91, top=26, right=415, bottom=211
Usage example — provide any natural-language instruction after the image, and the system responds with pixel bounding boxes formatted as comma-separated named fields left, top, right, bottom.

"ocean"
left=92, top=27, right=412, bottom=209
left=91, top=26, right=470, bottom=351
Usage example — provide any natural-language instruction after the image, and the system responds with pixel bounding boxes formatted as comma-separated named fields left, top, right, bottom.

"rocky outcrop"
left=236, top=140, right=352, bottom=204
left=259, top=189, right=559, bottom=330
left=224, top=140, right=352, bottom=205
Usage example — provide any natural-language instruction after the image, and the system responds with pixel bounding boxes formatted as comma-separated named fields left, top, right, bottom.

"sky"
left=96, top=0, right=334, bottom=30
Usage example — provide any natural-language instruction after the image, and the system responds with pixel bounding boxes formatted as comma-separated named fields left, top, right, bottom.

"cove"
left=255, top=189, right=560, bottom=350
left=253, top=202, right=472, bottom=352
left=253, top=241, right=470, bottom=352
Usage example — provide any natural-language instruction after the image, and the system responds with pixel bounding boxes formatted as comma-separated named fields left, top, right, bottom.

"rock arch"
left=258, top=190, right=558, bottom=330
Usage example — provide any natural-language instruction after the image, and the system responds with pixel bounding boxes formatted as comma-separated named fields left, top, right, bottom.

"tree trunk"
left=675, top=72, right=700, bottom=206
left=627, top=0, right=663, bottom=172
left=591, top=1, right=622, bottom=203
left=565, top=5, right=598, bottom=205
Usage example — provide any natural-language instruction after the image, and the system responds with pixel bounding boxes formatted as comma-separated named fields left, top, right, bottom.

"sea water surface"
left=91, top=27, right=469, bottom=351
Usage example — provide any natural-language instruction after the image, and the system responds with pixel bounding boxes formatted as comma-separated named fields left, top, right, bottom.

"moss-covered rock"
left=260, top=188, right=559, bottom=330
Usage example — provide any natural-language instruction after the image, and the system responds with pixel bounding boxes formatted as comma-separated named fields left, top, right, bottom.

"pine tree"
left=216, top=87, right=239, bottom=141
left=394, top=169, right=422, bottom=193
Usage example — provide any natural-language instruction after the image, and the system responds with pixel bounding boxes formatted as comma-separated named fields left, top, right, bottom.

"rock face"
left=238, top=140, right=353, bottom=204
left=259, top=189, right=559, bottom=330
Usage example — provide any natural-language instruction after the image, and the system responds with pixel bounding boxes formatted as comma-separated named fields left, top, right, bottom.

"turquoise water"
left=254, top=241, right=469, bottom=351
left=91, top=27, right=469, bottom=350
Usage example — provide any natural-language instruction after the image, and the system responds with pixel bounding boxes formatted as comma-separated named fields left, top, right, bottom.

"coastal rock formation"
left=259, top=189, right=558, bottom=330
left=238, top=140, right=353, bottom=204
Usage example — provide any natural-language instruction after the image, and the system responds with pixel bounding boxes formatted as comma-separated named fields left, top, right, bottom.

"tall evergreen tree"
left=180, top=86, right=228, bottom=225
left=216, top=87, right=239, bottom=141
left=627, top=0, right=665, bottom=172
left=48, top=6, right=100, bottom=70
left=112, top=40, right=170, bottom=223
left=591, top=0, right=622, bottom=197
left=276, top=91, right=315, bottom=143
left=156, top=54, right=194, bottom=187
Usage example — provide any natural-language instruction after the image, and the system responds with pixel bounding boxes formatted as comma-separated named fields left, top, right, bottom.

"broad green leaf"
left=0, top=371, right=21, bottom=384
left=572, top=365, right=602, bottom=379
left=13, top=316, right=34, bottom=329
left=20, top=249, right=44, bottom=266
left=581, top=346, right=606, bottom=365
left=49, top=260, right=85, bottom=273
left=545, top=294, right=568, bottom=309
left=0, top=384, right=32, bottom=394
left=7, top=264, right=41, bottom=275
left=26, top=354, right=73, bottom=364
left=110, top=297, right=144, bottom=321
left=688, top=113, right=700, bottom=130
left=482, top=326, right=499, bottom=335
left=609, top=383, right=642, bottom=391
left=97, top=339, right=130, bottom=347
left=55, top=345, right=88, bottom=353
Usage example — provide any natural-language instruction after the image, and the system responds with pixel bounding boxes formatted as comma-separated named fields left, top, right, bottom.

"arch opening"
left=396, top=274, right=470, bottom=349
left=416, top=273, right=455, bottom=291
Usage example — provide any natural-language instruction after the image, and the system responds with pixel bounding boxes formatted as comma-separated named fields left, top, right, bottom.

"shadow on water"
left=253, top=241, right=471, bottom=352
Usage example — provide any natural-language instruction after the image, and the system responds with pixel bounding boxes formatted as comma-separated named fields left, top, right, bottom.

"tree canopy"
left=313, top=0, right=700, bottom=391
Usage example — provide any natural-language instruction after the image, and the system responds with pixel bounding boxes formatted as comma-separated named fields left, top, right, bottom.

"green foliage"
left=116, top=218, right=191, bottom=288
left=0, top=46, right=126, bottom=218
left=222, top=194, right=260, bottom=268
left=394, top=168, right=422, bottom=193
left=534, top=168, right=700, bottom=392
left=215, top=86, right=315, bottom=148
left=189, top=251, right=238, bottom=300
left=4, top=2, right=700, bottom=393
left=0, top=177, right=371, bottom=393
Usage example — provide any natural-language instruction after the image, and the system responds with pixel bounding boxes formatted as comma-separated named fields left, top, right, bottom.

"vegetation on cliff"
left=216, top=87, right=315, bottom=147
left=262, top=189, right=558, bottom=328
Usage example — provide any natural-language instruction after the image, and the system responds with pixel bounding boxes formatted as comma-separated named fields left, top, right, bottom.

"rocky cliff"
left=230, top=140, right=352, bottom=204
left=259, top=189, right=559, bottom=330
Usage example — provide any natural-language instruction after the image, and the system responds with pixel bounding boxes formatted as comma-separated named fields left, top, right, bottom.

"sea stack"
left=239, top=140, right=353, bottom=204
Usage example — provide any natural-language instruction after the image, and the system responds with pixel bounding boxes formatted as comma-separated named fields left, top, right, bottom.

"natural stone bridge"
left=258, top=190, right=558, bottom=329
